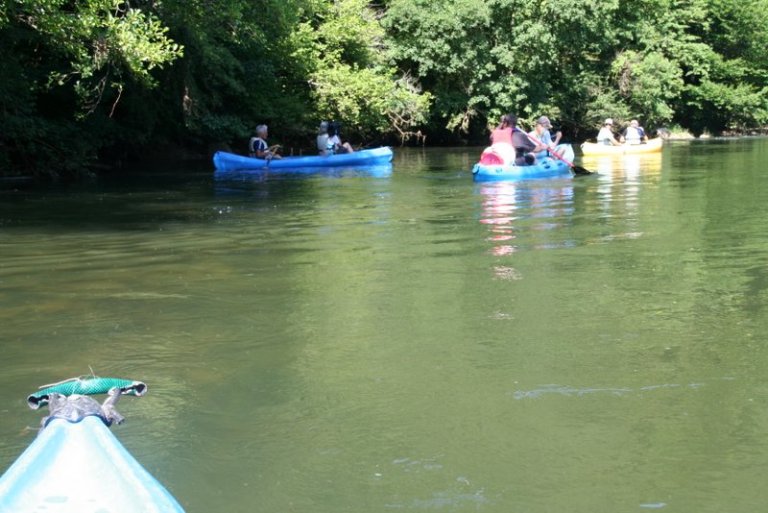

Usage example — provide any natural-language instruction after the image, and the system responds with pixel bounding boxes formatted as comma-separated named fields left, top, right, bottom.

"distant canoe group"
left=212, top=117, right=664, bottom=183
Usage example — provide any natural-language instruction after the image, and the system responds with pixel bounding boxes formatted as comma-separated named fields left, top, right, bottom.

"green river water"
left=1, top=138, right=768, bottom=513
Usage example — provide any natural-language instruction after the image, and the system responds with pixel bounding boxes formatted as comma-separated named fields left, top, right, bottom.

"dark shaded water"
left=2, top=139, right=768, bottom=512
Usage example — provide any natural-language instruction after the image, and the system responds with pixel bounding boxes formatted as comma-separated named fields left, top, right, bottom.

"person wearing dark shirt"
left=620, top=119, right=649, bottom=144
left=509, top=115, right=547, bottom=165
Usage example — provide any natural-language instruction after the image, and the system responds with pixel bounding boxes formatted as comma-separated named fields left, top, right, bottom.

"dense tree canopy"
left=384, top=0, right=768, bottom=139
left=1, top=0, right=767, bottom=176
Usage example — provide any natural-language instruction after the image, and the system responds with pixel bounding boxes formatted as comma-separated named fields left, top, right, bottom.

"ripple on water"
left=512, top=382, right=708, bottom=400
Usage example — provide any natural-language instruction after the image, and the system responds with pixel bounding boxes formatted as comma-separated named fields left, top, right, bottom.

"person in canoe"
left=326, top=121, right=355, bottom=155
left=528, top=115, right=564, bottom=158
left=249, top=124, right=282, bottom=159
left=490, top=114, right=513, bottom=144
left=620, top=119, right=649, bottom=145
left=510, top=114, right=548, bottom=165
left=316, top=121, right=331, bottom=155
left=484, top=114, right=516, bottom=164
left=596, top=118, right=622, bottom=146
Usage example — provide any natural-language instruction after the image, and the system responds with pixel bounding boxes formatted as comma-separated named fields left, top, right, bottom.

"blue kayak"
left=472, top=145, right=575, bottom=182
left=213, top=146, right=393, bottom=172
left=215, top=163, right=393, bottom=181
left=0, top=379, right=184, bottom=512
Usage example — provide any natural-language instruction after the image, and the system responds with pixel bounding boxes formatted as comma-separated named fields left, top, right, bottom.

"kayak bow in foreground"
left=0, top=377, right=185, bottom=513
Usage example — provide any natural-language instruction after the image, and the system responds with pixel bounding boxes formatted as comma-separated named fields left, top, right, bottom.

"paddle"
left=263, top=144, right=282, bottom=169
left=524, top=132, right=595, bottom=176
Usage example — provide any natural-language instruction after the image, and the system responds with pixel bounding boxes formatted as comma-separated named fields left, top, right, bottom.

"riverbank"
left=4, top=130, right=767, bottom=182
left=660, top=126, right=768, bottom=140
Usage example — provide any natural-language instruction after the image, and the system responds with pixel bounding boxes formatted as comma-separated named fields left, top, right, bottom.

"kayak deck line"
left=28, top=376, right=147, bottom=409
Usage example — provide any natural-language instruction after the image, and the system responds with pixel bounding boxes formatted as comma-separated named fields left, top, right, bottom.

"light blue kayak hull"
left=472, top=159, right=572, bottom=181
left=472, top=145, right=575, bottom=182
left=213, top=146, right=393, bottom=172
left=0, top=416, right=184, bottom=512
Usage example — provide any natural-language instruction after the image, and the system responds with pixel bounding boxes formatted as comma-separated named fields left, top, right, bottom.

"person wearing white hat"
left=620, top=119, right=649, bottom=145
left=596, top=118, right=621, bottom=146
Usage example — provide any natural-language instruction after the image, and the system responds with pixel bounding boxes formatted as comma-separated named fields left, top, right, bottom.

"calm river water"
left=2, top=138, right=768, bottom=513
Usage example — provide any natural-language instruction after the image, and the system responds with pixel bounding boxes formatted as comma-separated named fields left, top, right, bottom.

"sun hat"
left=536, top=116, right=553, bottom=129
left=604, top=118, right=614, bottom=125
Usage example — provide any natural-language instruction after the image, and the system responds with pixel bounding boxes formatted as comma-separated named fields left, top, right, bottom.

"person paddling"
left=596, top=118, right=621, bottom=146
left=620, top=119, right=649, bottom=145
left=510, top=114, right=547, bottom=165
left=249, top=124, right=282, bottom=159
left=528, top=116, right=564, bottom=158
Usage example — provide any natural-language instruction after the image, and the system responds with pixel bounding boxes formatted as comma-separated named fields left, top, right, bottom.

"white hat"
left=604, top=118, right=614, bottom=125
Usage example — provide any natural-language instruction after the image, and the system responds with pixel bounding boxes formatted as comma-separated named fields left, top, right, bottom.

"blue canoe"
left=0, top=380, right=184, bottom=512
left=213, top=146, right=394, bottom=172
left=472, top=145, right=575, bottom=182
left=215, top=163, right=393, bottom=181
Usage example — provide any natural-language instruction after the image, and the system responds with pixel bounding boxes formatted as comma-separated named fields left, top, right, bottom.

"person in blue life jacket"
left=620, top=119, right=649, bottom=145
left=249, top=124, right=282, bottom=159
left=325, top=121, right=355, bottom=155
left=596, top=118, right=621, bottom=146
left=528, top=116, right=564, bottom=158
left=510, top=114, right=548, bottom=165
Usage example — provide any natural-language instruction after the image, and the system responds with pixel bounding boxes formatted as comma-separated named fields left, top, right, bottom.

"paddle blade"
left=571, top=165, right=595, bottom=176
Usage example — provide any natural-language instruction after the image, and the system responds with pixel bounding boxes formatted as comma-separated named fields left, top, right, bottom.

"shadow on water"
left=0, top=166, right=367, bottom=231
left=0, top=165, right=216, bottom=230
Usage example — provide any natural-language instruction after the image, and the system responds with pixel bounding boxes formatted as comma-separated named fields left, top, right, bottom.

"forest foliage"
left=1, top=0, right=767, bottom=176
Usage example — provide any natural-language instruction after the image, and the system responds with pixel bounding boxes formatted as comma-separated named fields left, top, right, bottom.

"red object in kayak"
left=479, top=151, right=504, bottom=165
